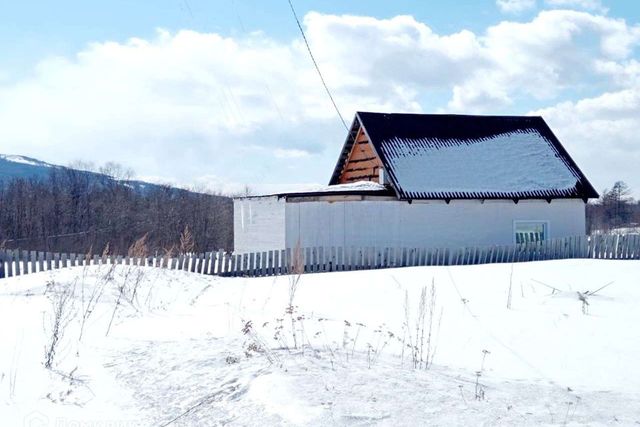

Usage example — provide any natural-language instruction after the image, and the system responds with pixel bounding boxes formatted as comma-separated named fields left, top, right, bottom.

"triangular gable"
left=329, top=117, right=396, bottom=193
left=338, top=127, right=383, bottom=184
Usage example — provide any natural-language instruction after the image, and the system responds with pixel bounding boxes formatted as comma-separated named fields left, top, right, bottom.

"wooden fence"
left=1, top=234, right=639, bottom=280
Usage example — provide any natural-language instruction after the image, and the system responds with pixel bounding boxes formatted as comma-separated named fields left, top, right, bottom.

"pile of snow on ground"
left=1, top=259, right=639, bottom=425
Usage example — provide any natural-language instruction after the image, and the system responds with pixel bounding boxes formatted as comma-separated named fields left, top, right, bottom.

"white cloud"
left=496, top=0, right=537, bottom=14
left=0, top=10, right=639, bottom=193
left=545, top=0, right=608, bottom=14
left=594, top=59, right=640, bottom=86
left=445, top=10, right=640, bottom=112
left=532, top=86, right=640, bottom=195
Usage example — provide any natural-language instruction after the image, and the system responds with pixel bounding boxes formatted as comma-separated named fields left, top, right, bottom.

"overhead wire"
left=286, top=0, right=348, bottom=131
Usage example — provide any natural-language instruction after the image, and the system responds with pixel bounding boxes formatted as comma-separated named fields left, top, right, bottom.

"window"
left=514, top=221, right=548, bottom=244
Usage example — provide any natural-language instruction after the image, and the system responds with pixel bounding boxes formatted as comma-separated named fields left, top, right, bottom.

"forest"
left=0, top=165, right=233, bottom=255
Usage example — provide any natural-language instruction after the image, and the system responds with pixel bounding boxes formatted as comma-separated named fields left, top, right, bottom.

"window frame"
left=512, top=220, right=550, bottom=244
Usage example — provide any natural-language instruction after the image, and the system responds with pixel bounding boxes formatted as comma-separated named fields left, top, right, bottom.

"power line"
left=182, top=0, right=194, bottom=19
left=286, top=0, right=348, bottom=131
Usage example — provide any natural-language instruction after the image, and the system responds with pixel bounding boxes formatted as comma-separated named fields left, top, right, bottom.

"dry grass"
left=44, top=280, right=77, bottom=369
left=179, top=225, right=195, bottom=255
left=287, top=243, right=304, bottom=349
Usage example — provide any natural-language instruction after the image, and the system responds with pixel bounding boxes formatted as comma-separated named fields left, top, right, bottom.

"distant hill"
left=0, top=154, right=184, bottom=195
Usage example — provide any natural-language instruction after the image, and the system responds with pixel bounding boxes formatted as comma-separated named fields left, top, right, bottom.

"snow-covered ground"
left=1, top=260, right=639, bottom=425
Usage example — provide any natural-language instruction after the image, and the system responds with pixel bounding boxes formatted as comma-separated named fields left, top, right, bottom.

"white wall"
left=233, top=197, right=286, bottom=253
left=285, top=199, right=586, bottom=249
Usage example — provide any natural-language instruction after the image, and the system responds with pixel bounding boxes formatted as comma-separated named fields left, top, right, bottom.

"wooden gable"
left=338, top=127, right=384, bottom=184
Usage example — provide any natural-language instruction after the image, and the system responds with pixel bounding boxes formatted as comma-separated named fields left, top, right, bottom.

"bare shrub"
left=83, top=245, right=93, bottom=269
left=577, top=281, right=614, bottom=315
left=474, top=371, right=485, bottom=401
left=162, top=245, right=176, bottom=269
left=106, top=234, right=148, bottom=336
left=577, top=292, right=590, bottom=315
left=79, top=243, right=113, bottom=342
left=403, top=279, right=442, bottom=369
left=474, top=349, right=490, bottom=401
left=179, top=225, right=195, bottom=254
left=128, top=233, right=149, bottom=259
left=286, top=242, right=304, bottom=350
left=242, top=320, right=280, bottom=365
left=44, top=281, right=77, bottom=369
left=126, top=233, right=149, bottom=303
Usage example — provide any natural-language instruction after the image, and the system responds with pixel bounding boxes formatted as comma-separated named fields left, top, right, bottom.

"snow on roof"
left=383, top=130, right=578, bottom=198
left=330, top=113, right=598, bottom=200
left=305, top=181, right=387, bottom=193
left=273, top=180, right=392, bottom=199
left=235, top=181, right=391, bottom=200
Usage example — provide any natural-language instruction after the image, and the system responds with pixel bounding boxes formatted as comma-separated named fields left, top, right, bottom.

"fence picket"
left=6, top=251, right=13, bottom=277
left=285, top=248, right=292, bottom=274
left=20, top=250, right=28, bottom=274
left=320, top=247, right=326, bottom=272
left=243, top=252, right=249, bottom=275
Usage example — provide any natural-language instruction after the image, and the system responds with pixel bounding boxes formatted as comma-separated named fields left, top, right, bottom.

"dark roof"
left=329, top=112, right=598, bottom=201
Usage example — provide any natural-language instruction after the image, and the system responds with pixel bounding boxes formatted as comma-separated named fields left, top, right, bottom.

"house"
left=234, top=112, right=598, bottom=253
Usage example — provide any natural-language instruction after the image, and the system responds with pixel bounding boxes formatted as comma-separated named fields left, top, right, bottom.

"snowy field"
left=1, top=260, right=639, bottom=426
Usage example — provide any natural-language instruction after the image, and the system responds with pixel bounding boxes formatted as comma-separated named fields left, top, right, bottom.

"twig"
left=584, top=281, right=614, bottom=296
left=530, top=279, right=563, bottom=294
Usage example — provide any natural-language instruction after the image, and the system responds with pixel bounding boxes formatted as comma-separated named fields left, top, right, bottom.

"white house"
left=234, top=112, right=598, bottom=253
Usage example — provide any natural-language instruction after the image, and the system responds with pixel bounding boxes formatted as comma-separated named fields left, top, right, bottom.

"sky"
left=0, top=0, right=639, bottom=196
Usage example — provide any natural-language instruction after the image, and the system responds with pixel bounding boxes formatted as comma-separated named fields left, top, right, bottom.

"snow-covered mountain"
left=0, top=154, right=59, bottom=181
left=0, top=153, right=172, bottom=194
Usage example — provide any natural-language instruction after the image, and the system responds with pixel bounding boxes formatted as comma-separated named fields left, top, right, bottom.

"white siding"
left=233, top=197, right=286, bottom=253
left=285, top=199, right=585, bottom=249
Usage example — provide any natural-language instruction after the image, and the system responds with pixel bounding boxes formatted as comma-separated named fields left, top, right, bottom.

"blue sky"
left=1, top=0, right=502, bottom=85
left=0, top=0, right=639, bottom=195
left=3, top=0, right=637, bottom=72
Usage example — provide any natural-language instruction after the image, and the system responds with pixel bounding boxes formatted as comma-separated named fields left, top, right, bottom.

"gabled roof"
left=329, top=112, right=598, bottom=201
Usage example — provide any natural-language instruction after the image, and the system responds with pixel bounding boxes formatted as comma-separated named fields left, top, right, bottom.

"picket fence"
left=1, top=234, right=639, bottom=280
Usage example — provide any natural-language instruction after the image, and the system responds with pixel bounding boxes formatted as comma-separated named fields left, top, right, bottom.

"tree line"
left=587, top=181, right=640, bottom=233
left=0, top=164, right=233, bottom=255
